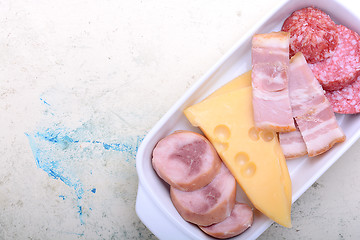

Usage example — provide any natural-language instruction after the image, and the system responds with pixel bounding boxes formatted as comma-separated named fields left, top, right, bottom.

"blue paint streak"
left=26, top=132, right=85, bottom=199
left=78, top=205, right=83, bottom=223
left=31, top=128, right=144, bottom=161
left=26, top=96, right=145, bottom=224
left=40, top=97, right=51, bottom=106
left=62, top=231, right=85, bottom=236
left=25, top=128, right=144, bottom=224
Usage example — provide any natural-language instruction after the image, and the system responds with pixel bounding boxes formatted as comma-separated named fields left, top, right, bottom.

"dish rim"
left=135, top=0, right=360, bottom=239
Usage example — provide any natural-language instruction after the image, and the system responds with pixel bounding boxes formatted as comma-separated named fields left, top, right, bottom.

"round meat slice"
left=152, top=131, right=221, bottom=191
left=325, top=74, right=360, bottom=114
left=199, top=203, right=253, bottom=239
left=170, top=164, right=236, bottom=226
left=310, top=25, right=360, bottom=91
left=281, top=7, right=338, bottom=63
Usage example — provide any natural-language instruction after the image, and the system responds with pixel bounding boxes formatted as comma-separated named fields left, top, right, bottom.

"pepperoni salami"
left=281, top=7, right=338, bottom=64
left=325, top=74, right=360, bottom=114
left=310, top=25, right=360, bottom=91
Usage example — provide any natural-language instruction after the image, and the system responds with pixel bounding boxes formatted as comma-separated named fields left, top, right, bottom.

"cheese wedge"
left=196, top=71, right=291, bottom=213
left=206, top=70, right=252, bottom=99
left=184, top=76, right=292, bottom=228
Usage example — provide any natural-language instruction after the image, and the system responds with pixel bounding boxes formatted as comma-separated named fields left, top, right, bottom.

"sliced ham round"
left=199, top=203, right=253, bottom=239
left=152, top=131, right=222, bottom=191
left=170, top=163, right=236, bottom=226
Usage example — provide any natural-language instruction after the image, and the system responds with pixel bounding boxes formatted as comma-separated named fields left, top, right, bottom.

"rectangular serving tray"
left=136, top=0, right=360, bottom=239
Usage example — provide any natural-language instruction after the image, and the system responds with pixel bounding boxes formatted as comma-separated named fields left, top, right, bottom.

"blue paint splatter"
left=26, top=95, right=145, bottom=224
left=40, top=97, right=51, bottom=106
left=25, top=127, right=144, bottom=224
left=62, top=231, right=85, bottom=237
left=26, top=132, right=85, bottom=199
left=101, top=138, right=144, bottom=157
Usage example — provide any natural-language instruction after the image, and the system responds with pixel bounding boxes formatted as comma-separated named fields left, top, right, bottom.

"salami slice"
left=325, top=74, right=360, bottom=114
left=310, top=25, right=360, bottom=91
left=281, top=7, right=338, bottom=64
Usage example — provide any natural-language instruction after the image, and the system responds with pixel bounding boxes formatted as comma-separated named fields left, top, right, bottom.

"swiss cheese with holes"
left=184, top=72, right=292, bottom=228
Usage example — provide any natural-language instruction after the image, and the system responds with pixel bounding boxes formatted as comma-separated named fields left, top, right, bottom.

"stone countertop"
left=1, top=0, right=360, bottom=239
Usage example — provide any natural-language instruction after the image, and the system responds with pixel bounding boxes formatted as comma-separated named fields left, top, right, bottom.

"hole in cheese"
left=260, top=130, right=274, bottom=142
left=213, top=142, right=229, bottom=152
left=248, top=127, right=260, bottom=141
left=235, top=152, right=250, bottom=166
left=242, top=162, right=256, bottom=178
left=214, top=125, right=231, bottom=141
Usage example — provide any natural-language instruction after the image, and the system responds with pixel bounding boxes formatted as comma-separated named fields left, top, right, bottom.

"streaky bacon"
left=279, top=122, right=307, bottom=159
left=288, top=53, right=345, bottom=157
left=251, top=31, right=296, bottom=132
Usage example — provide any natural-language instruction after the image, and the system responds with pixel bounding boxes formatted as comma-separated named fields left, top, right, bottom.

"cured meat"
left=279, top=123, right=307, bottom=159
left=310, top=25, right=360, bottom=91
left=288, top=53, right=345, bottom=157
left=281, top=7, right=339, bottom=64
left=152, top=131, right=221, bottom=191
left=325, top=74, right=360, bottom=114
left=199, top=203, right=253, bottom=239
left=170, top=163, right=236, bottom=226
left=251, top=31, right=296, bottom=132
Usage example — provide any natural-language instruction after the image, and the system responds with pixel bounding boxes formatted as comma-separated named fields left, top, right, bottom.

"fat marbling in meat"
left=251, top=31, right=296, bottom=132
left=288, top=53, right=345, bottom=157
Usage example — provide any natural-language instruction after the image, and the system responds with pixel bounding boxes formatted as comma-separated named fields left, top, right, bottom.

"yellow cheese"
left=206, top=70, right=252, bottom=99
left=184, top=81, right=292, bottom=227
left=205, top=71, right=291, bottom=209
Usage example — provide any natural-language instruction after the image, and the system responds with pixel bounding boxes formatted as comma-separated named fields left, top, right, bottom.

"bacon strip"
left=251, top=31, right=296, bottom=132
left=279, top=122, right=307, bottom=159
left=288, top=53, right=345, bottom=157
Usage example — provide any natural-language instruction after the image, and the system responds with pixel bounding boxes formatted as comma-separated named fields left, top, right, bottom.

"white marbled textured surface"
left=1, top=0, right=360, bottom=239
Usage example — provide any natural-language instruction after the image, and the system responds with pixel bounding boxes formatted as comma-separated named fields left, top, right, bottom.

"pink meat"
left=309, top=25, right=360, bottom=91
left=152, top=131, right=221, bottom=191
left=199, top=203, right=253, bottom=239
left=251, top=31, right=296, bottom=132
left=325, top=74, right=360, bottom=114
left=279, top=122, right=307, bottom=159
left=170, top=163, right=236, bottom=226
left=288, top=53, right=345, bottom=157
left=281, top=7, right=339, bottom=63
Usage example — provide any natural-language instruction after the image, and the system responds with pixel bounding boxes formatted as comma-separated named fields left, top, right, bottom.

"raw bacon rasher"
left=279, top=123, right=307, bottom=159
left=251, top=31, right=295, bottom=132
left=288, top=53, right=345, bottom=157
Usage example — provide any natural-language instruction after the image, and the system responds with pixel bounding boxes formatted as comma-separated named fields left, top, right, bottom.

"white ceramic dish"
left=135, top=0, right=360, bottom=239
